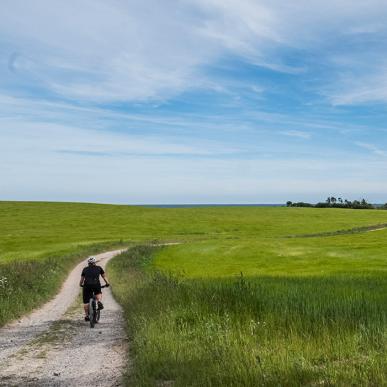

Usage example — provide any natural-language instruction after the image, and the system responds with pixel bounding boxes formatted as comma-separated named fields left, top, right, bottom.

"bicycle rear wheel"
left=88, top=299, right=96, bottom=328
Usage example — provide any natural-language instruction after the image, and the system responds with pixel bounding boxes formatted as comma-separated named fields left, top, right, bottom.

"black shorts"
left=82, top=284, right=102, bottom=304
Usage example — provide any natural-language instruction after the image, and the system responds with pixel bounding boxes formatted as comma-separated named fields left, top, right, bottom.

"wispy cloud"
left=2, top=1, right=387, bottom=202
left=355, top=142, right=387, bottom=157
left=2, top=1, right=387, bottom=103
left=281, top=130, right=311, bottom=139
left=2, top=117, right=387, bottom=203
left=0, top=1, right=216, bottom=102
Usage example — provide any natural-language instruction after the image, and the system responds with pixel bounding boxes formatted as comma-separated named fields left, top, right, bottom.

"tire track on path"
left=285, top=223, right=387, bottom=239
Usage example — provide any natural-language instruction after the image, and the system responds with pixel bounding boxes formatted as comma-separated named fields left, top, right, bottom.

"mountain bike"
left=87, top=284, right=108, bottom=328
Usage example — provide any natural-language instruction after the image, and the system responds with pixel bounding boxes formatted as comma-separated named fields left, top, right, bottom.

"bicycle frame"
left=87, top=285, right=107, bottom=328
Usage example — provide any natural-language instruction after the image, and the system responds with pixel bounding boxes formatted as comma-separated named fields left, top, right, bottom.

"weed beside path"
left=110, top=246, right=387, bottom=386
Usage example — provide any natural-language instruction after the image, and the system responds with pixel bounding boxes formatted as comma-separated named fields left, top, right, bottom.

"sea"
left=139, top=204, right=284, bottom=208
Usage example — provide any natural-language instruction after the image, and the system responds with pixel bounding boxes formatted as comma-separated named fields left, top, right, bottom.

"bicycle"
left=84, top=284, right=108, bottom=328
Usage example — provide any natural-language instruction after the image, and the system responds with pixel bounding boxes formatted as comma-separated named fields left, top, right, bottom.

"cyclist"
left=79, top=256, right=110, bottom=322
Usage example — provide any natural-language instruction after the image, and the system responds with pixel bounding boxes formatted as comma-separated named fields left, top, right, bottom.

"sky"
left=1, top=0, right=387, bottom=204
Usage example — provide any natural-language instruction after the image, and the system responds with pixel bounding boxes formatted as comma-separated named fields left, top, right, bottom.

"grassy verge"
left=110, top=246, right=386, bottom=386
left=0, top=240, right=126, bottom=326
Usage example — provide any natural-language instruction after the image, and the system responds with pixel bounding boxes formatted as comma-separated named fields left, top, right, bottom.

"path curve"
left=0, top=249, right=128, bottom=386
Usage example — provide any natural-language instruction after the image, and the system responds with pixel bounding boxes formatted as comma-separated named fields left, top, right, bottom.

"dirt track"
left=0, top=250, right=128, bottom=386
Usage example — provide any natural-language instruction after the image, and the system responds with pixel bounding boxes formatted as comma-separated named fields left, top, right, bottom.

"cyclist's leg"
left=83, top=286, right=92, bottom=317
left=94, top=285, right=103, bottom=309
left=94, top=284, right=102, bottom=301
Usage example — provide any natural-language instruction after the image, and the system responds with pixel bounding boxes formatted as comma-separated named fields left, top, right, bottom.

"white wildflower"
left=0, top=277, right=8, bottom=289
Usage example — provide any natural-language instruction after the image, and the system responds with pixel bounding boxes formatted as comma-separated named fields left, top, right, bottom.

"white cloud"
left=327, top=67, right=387, bottom=106
left=166, top=0, right=387, bottom=105
left=2, top=115, right=387, bottom=203
left=2, top=1, right=387, bottom=203
left=0, top=119, right=244, bottom=158
left=355, top=142, right=387, bottom=157
left=281, top=130, right=311, bottom=139
left=0, top=0, right=219, bottom=102
left=2, top=0, right=387, bottom=103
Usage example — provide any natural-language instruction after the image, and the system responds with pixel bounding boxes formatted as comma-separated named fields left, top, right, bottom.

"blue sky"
left=1, top=0, right=387, bottom=204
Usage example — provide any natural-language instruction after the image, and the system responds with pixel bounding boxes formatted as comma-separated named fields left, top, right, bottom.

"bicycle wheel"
left=95, top=309, right=100, bottom=323
left=89, top=298, right=95, bottom=328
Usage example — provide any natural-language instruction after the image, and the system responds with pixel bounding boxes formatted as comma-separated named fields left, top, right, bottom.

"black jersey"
left=81, top=265, right=104, bottom=286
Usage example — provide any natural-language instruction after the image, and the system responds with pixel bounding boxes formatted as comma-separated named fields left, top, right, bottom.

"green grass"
left=152, top=230, right=387, bottom=277
left=4, top=201, right=387, bottom=261
left=1, top=201, right=387, bottom=385
left=110, top=246, right=386, bottom=386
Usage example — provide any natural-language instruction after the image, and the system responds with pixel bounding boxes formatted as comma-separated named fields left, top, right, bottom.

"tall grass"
left=110, top=246, right=387, bottom=386
left=0, top=241, right=126, bottom=326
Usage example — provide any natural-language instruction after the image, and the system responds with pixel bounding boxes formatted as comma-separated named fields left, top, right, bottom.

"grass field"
left=153, top=230, right=387, bottom=277
left=109, top=210, right=386, bottom=385
left=3, top=201, right=387, bottom=261
left=1, top=201, right=387, bottom=385
left=111, top=241, right=386, bottom=386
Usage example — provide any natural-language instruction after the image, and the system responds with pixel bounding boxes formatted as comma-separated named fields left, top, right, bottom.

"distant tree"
left=359, top=199, right=374, bottom=209
left=291, top=196, right=374, bottom=210
left=291, top=202, right=313, bottom=207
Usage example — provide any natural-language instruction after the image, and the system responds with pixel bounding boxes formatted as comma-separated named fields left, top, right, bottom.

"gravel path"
left=0, top=250, right=128, bottom=386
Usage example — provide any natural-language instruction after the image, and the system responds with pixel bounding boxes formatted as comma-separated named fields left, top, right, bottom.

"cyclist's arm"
left=79, top=276, right=85, bottom=287
left=101, top=273, right=109, bottom=285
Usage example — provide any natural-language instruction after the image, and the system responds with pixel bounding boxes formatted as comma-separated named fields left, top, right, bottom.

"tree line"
left=286, top=197, right=387, bottom=210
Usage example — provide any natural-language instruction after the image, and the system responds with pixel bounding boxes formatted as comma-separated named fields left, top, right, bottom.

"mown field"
left=1, top=201, right=387, bottom=385
left=4, top=201, right=387, bottom=261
